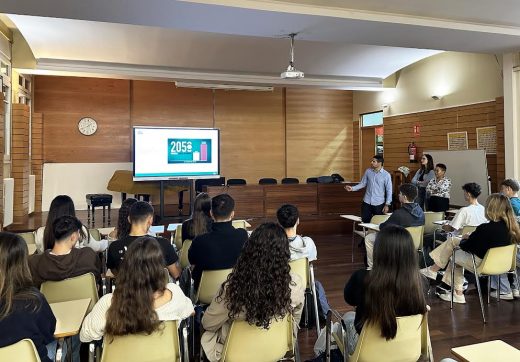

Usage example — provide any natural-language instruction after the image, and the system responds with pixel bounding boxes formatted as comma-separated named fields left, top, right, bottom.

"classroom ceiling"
left=1, top=0, right=520, bottom=88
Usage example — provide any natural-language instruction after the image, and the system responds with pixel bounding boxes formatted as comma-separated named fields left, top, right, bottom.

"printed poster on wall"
left=447, top=131, right=468, bottom=151
left=476, top=126, right=497, bottom=154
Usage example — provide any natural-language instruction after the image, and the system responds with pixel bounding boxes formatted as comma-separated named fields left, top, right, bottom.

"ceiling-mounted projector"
left=281, top=33, right=304, bottom=79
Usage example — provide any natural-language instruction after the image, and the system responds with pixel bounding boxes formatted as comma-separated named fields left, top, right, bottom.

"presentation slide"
left=133, top=127, right=220, bottom=180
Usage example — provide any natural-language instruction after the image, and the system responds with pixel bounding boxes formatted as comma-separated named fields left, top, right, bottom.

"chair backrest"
left=281, top=177, right=299, bottom=184
left=350, top=314, right=427, bottom=362
left=179, top=239, right=192, bottom=270
left=406, top=225, right=425, bottom=250
left=101, top=320, right=181, bottom=362
left=289, top=258, right=309, bottom=288
left=196, top=268, right=233, bottom=304
left=370, top=214, right=390, bottom=224
left=40, top=272, right=99, bottom=313
left=306, top=177, right=318, bottom=183
left=89, top=228, right=101, bottom=241
left=18, top=231, right=36, bottom=246
left=423, top=212, right=445, bottom=234
left=174, top=225, right=183, bottom=251
left=478, top=244, right=517, bottom=275
left=259, top=178, right=277, bottom=185
left=222, top=315, right=293, bottom=362
left=461, top=225, right=477, bottom=235
left=0, top=339, right=41, bottom=362
left=227, top=179, right=246, bottom=186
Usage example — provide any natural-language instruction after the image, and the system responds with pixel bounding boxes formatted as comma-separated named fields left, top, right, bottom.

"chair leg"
left=450, top=250, right=456, bottom=309
left=309, top=264, right=321, bottom=336
left=487, top=276, right=491, bottom=304
left=472, top=255, right=486, bottom=323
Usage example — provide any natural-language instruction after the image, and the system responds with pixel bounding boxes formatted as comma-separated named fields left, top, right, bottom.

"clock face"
left=78, top=117, right=98, bottom=136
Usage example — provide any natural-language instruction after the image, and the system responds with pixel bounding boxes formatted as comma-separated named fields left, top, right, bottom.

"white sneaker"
left=420, top=267, right=438, bottom=280
left=490, top=290, right=514, bottom=301
left=513, top=289, right=520, bottom=298
left=438, top=292, right=466, bottom=304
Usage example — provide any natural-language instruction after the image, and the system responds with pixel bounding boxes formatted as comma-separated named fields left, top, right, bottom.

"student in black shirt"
left=0, top=232, right=56, bottom=362
left=189, top=194, right=248, bottom=290
left=107, top=201, right=181, bottom=279
left=344, top=226, right=427, bottom=357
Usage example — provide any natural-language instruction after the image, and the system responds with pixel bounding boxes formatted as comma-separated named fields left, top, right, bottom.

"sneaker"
left=490, top=290, right=514, bottom=301
left=513, top=289, right=520, bottom=298
left=420, top=267, right=438, bottom=280
left=438, top=292, right=466, bottom=304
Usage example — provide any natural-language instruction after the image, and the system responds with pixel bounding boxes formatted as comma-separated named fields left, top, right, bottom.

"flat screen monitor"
left=133, top=126, right=220, bottom=181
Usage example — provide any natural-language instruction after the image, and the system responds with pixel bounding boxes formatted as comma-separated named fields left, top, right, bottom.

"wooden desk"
left=451, top=340, right=520, bottom=362
left=50, top=298, right=91, bottom=338
left=204, top=183, right=363, bottom=218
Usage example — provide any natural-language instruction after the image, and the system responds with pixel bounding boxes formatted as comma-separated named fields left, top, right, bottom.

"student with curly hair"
left=80, top=237, right=194, bottom=342
left=201, top=222, right=305, bottom=362
left=107, top=198, right=138, bottom=241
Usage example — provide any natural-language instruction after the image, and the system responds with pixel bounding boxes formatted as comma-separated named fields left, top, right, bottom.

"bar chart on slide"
left=167, top=139, right=212, bottom=164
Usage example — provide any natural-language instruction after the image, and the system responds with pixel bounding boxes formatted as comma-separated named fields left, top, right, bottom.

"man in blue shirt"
left=345, top=155, right=393, bottom=222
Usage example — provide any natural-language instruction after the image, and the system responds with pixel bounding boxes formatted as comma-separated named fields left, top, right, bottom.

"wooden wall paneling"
left=352, top=120, right=360, bottom=181
left=318, top=183, right=364, bottom=215
left=205, top=185, right=265, bottom=218
left=360, top=127, right=376, bottom=172
left=383, top=101, right=503, bottom=192
left=214, top=88, right=285, bottom=184
left=495, top=97, right=505, bottom=186
left=264, top=184, right=318, bottom=216
left=32, top=113, right=44, bottom=212
left=34, top=76, right=132, bottom=163
left=131, top=81, right=214, bottom=127
left=286, top=89, right=354, bottom=182
left=12, top=104, right=30, bottom=219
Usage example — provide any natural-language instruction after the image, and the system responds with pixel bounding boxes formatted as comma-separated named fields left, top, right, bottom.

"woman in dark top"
left=421, top=193, right=520, bottom=304
left=343, top=226, right=427, bottom=355
left=0, top=232, right=56, bottom=362
left=181, top=192, right=212, bottom=242
left=411, top=154, right=435, bottom=210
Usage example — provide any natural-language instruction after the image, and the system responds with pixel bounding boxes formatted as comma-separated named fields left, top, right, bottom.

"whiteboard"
left=425, top=150, right=489, bottom=207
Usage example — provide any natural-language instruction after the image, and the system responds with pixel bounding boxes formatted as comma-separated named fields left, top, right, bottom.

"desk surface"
left=340, top=215, right=363, bottom=222
left=359, top=222, right=380, bottom=232
left=50, top=298, right=91, bottom=338
left=451, top=340, right=520, bottom=362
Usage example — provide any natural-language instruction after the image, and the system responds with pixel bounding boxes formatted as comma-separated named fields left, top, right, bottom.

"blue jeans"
left=490, top=250, right=520, bottom=293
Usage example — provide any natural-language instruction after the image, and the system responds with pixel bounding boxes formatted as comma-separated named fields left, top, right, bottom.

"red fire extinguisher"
left=408, top=141, right=417, bottom=163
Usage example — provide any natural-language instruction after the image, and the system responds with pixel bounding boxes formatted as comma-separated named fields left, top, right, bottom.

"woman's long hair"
left=485, top=193, right=520, bottom=244
left=43, top=195, right=88, bottom=250
left=188, top=193, right=212, bottom=238
left=363, top=225, right=426, bottom=340
left=420, top=154, right=434, bottom=174
left=0, top=232, right=41, bottom=319
left=105, top=237, right=167, bottom=337
left=116, top=198, right=138, bottom=239
left=217, top=222, right=293, bottom=329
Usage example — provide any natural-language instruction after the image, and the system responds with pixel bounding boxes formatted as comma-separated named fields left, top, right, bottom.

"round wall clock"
left=78, top=117, right=98, bottom=136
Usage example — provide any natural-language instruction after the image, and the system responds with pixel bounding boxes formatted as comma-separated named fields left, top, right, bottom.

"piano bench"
left=86, top=194, right=113, bottom=227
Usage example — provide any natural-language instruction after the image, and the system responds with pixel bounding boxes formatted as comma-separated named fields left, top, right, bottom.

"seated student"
left=80, top=237, right=194, bottom=343
left=276, top=204, right=317, bottom=262
left=29, top=215, right=102, bottom=288
left=35, top=195, right=107, bottom=253
left=182, top=192, right=212, bottom=242
left=107, top=198, right=138, bottom=242
left=420, top=193, right=520, bottom=304
left=343, top=225, right=428, bottom=356
left=490, top=178, right=520, bottom=299
left=426, top=163, right=451, bottom=212
left=364, top=183, right=425, bottom=268
left=0, top=232, right=57, bottom=362
left=201, top=223, right=304, bottom=362
left=106, top=201, right=181, bottom=279
left=188, top=194, right=248, bottom=290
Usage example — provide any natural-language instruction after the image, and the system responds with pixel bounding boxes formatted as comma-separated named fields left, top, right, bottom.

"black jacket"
left=460, top=220, right=512, bottom=259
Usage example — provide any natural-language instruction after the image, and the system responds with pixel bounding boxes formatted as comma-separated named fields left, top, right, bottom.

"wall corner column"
left=503, top=53, right=520, bottom=179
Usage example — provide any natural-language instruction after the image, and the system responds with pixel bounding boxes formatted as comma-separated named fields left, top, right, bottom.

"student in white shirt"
left=80, top=237, right=194, bottom=343
left=442, top=183, right=487, bottom=235
left=276, top=204, right=317, bottom=261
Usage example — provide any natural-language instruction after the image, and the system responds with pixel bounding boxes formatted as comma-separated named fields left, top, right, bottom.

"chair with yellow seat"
left=40, top=272, right=99, bottom=313
left=221, top=315, right=296, bottom=362
left=423, top=211, right=445, bottom=235
left=100, top=320, right=186, bottom=362
left=174, top=225, right=183, bottom=251
left=89, top=228, right=102, bottom=241
left=331, top=313, right=432, bottom=362
left=289, top=258, right=320, bottom=335
left=448, top=244, right=518, bottom=323
left=18, top=231, right=37, bottom=254
left=435, top=225, right=477, bottom=246
left=231, top=220, right=251, bottom=230
left=179, top=239, right=193, bottom=270
left=195, top=268, right=233, bottom=305
left=0, top=339, right=41, bottom=362
left=353, top=214, right=390, bottom=239
left=405, top=225, right=426, bottom=267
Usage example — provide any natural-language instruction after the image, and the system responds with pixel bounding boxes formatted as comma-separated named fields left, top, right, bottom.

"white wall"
left=353, top=52, right=503, bottom=117
left=42, top=162, right=132, bottom=211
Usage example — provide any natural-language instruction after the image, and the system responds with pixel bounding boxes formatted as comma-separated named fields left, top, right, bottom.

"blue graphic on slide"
left=168, top=139, right=212, bottom=164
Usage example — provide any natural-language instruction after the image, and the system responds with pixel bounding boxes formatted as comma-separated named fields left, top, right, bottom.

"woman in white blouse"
left=426, top=163, right=452, bottom=212
left=80, top=236, right=194, bottom=342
